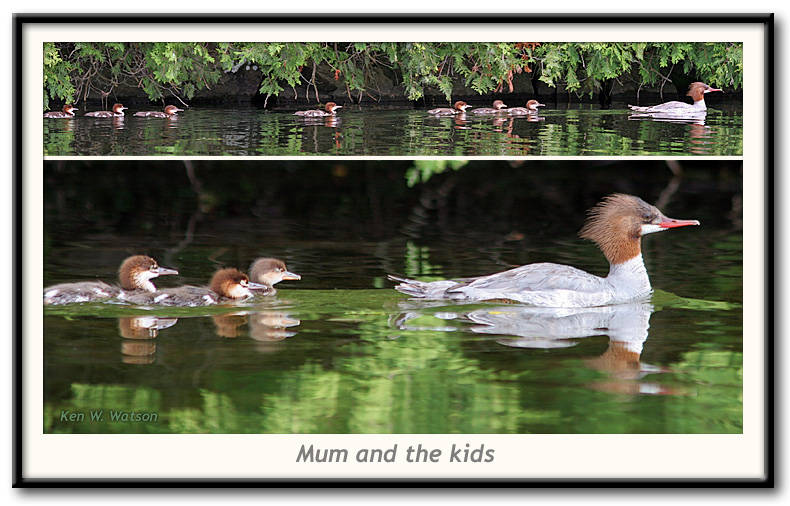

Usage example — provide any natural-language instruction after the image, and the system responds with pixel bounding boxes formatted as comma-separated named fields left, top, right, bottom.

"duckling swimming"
left=125, top=268, right=268, bottom=307
left=248, top=258, right=301, bottom=295
left=44, top=255, right=178, bottom=305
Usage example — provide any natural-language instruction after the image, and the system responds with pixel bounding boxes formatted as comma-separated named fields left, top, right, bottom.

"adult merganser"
left=134, top=105, right=184, bottom=118
left=43, top=255, right=179, bottom=305
left=427, top=101, right=471, bottom=116
left=294, top=102, right=343, bottom=117
left=125, top=268, right=268, bottom=307
left=248, top=258, right=301, bottom=295
left=43, top=104, right=78, bottom=118
left=507, top=99, right=545, bottom=115
left=388, top=194, right=700, bottom=307
left=628, top=82, right=722, bottom=117
left=85, top=103, right=128, bottom=117
left=470, top=100, right=508, bottom=115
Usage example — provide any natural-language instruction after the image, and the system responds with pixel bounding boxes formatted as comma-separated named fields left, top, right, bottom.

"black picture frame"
left=13, top=12, right=774, bottom=487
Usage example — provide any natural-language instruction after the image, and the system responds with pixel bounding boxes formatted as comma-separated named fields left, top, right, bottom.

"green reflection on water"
left=42, top=106, right=743, bottom=156
left=44, top=287, right=742, bottom=434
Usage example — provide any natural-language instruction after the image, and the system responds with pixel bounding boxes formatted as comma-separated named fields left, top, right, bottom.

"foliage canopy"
left=43, top=42, right=743, bottom=109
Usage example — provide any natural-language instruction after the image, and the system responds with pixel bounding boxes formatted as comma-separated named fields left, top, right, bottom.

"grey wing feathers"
left=447, top=263, right=603, bottom=294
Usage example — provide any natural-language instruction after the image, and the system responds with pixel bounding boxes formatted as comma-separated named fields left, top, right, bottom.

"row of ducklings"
left=43, top=256, right=300, bottom=307
left=43, top=104, right=183, bottom=119
left=43, top=100, right=538, bottom=119
left=427, top=99, right=544, bottom=116
left=291, top=100, right=545, bottom=118
left=294, top=82, right=723, bottom=118
left=45, top=83, right=722, bottom=120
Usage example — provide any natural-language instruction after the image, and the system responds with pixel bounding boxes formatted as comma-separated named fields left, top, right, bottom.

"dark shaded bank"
left=61, top=67, right=743, bottom=109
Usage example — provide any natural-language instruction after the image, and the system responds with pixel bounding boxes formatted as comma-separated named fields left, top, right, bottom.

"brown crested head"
left=686, top=82, right=706, bottom=101
left=64, top=104, right=77, bottom=113
left=526, top=99, right=545, bottom=109
left=453, top=101, right=469, bottom=111
left=578, top=194, right=660, bottom=265
left=210, top=268, right=251, bottom=299
left=164, top=105, right=183, bottom=115
left=112, top=103, right=126, bottom=112
left=493, top=100, right=507, bottom=109
left=325, top=102, right=342, bottom=112
left=119, top=255, right=159, bottom=290
left=686, top=82, right=722, bottom=101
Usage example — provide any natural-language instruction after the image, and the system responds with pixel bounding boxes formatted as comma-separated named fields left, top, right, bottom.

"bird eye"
left=150, top=264, right=158, bottom=270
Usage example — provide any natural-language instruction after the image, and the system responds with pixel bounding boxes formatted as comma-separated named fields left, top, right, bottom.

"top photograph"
left=42, top=41, right=743, bottom=156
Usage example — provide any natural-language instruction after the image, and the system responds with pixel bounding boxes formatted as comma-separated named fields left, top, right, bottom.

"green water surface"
left=43, top=103, right=743, bottom=156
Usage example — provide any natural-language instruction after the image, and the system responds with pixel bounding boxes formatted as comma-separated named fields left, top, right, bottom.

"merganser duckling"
left=470, top=100, right=508, bottom=115
left=84, top=103, right=128, bottom=117
left=628, top=82, right=722, bottom=117
left=43, top=104, right=78, bottom=118
left=248, top=258, right=301, bottom=295
left=427, top=101, right=471, bottom=116
left=294, top=102, right=343, bottom=117
left=126, top=268, right=268, bottom=307
left=134, top=105, right=184, bottom=118
left=389, top=194, right=700, bottom=308
left=507, top=99, right=545, bottom=115
left=43, top=255, right=179, bottom=305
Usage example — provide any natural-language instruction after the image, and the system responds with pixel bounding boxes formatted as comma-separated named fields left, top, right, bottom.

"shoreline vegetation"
left=44, top=42, right=743, bottom=109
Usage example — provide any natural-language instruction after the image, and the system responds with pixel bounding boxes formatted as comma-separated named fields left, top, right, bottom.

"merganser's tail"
left=388, top=274, right=458, bottom=299
left=388, top=274, right=430, bottom=297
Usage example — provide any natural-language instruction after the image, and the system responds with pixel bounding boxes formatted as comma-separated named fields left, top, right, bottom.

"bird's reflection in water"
left=117, top=316, right=178, bottom=365
left=212, top=313, right=248, bottom=338
left=453, top=114, right=470, bottom=130
left=298, top=116, right=341, bottom=128
left=628, top=112, right=707, bottom=126
left=116, top=309, right=301, bottom=361
left=209, top=310, right=300, bottom=342
left=392, top=301, right=676, bottom=396
left=628, top=114, right=713, bottom=156
left=513, top=115, right=545, bottom=123
left=248, top=311, right=300, bottom=354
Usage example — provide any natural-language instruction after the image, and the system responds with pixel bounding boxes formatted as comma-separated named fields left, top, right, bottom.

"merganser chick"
left=43, top=104, right=78, bottom=118
left=470, top=100, right=508, bottom=115
left=43, top=255, right=179, bottom=305
left=507, top=99, right=545, bottom=115
left=85, top=103, right=128, bottom=117
left=134, top=105, right=184, bottom=118
left=427, top=101, right=471, bottom=116
left=248, top=258, right=301, bottom=295
left=126, top=268, right=268, bottom=307
left=389, top=194, right=700, bottom=308
left=294, top=102, right=343, bottom=117
left=628, top=82, right=722, bottom=117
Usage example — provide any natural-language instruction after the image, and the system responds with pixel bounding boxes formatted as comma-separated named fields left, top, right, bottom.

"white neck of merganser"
left=606, top=254, right=652, bottom=300
left=692, top=98, right=707, bottom=110
left=132, top=270, right=159, bottom=293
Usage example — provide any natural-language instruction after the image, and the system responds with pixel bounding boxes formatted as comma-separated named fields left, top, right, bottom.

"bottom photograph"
left=43, top=159, right=742, bottom=434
